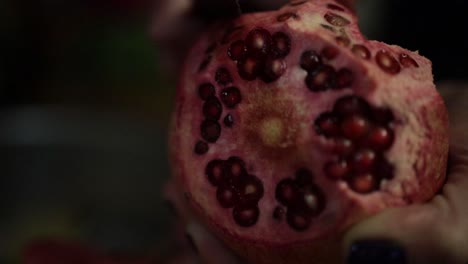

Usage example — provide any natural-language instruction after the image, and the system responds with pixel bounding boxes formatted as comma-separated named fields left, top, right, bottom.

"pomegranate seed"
left=341, top=115, right=370, bottom=140
left=399, top=53, right=419, bottom=68
left=224, top=114, right=234, bottom=127
left=324, top=160, right=349, bottom=180
left=289, top=0, right=307, bottom=6
left=315, top=112, right=340, bottom=137
left=336, top=36, right=351, bottom=47
left=336, top=68, right=354, bottom=88
left=215, top=67, right=233, bottom=85
left=324, top=12, right=350, bottom=27
left=225, top=156, right=247, bottom=185
left=245, top=27, right=272, bottom=58
left=194, top=141, right=209, bottom=155
left=228, top=40, right=247, bottom=61
left=221, top=86, right=242, bottom=108
left=333, top=95, right=371, bottom=118
left=217, top=184, right=239, bottom=208
left=272, top=32, right=291, bottom=58
left=367, top=126, right=394, bottom=151
left=321, top=46, right=340, bottom=60
left=295, top=168, right=313, bottom=186
left=352, top=149, right=376, bottom=172
left=273, top=206, right=285, bottom=221
left=198, top=83, right=215, bottom=100
left=233, top=205, right=259, bottom=227
left=327, top=3, right=345, bottom=12
left=239, top=175, right=264, bottom=204
left=300, top=50, right=322, bottom=72
left=287, top=210, right=311, bottom=231
left=376, top=50, right=401, bottom=74
left=237, top=56, right=261, bottom=81
left=276, top=179, right=299, bottom=206
left=277, top=12, right=298, bottom=22
left=305, top=65, right=337, bottom=92
left=333, top=138, right=354, bottom=156
left=203, top=97, right=222, bottom=120
left=199, top=55, right=212, bottom=72
left=348, top=173, right=379, bottom=194
left=261, top=58, right=286, bottom=83
left=299, top=185, right=326, bottom=216
left=351, top=44, right=371, bottom=60
left=206, top=159, right=226, bottom=186
left=201, top=119, right=221, bottom=143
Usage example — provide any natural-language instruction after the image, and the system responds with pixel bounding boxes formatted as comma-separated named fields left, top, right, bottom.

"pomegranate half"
left=168, top=0, right=449, bottom=263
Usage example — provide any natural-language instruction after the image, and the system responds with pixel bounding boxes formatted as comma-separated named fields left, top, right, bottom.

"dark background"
left=1, top=0, right=467, bottom=263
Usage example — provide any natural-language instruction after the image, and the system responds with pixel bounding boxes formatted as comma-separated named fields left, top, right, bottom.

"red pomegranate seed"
left=224, top=114, right=234, bottom=127
left=225, top=156, right=247, bottom=185
left=348, top=173, right=379, bottom=194
left=352, top=44, right=371, bottom=60
left=372, top=108, right=394, bottom=124
left=333, top=138, right=354, bottom=156
left=367, top=126, right=394, bottom=151
left=333, top=95, right=371, bottom=118
left=245, top=27, right=272, bottom=58
left=324, top=12, right=350, bottom=27
left=206, top=159, right=226, bottom=186
left=261, top=58, right=286, bottom=83
left=217, top=184, right=239, bottom=208
left=315, top=112, right=340, bottom=137
left=324, top=160, right=349, bottom=180
left=221, top=86, right=242, bottom=108
left=300, top=50, right=322, bottom=72
left=321, top=46, right=339, bottom=60
left=239, top=175, right=264, bottom=204
left=305, top=65, right=337, bottom=92
left=376, top=50, right=401, bottom=74
left=276, top=179, right=299, bottom=206
left=287, top=210, right=311, bottom=231
left=352, top=149, right=376, bottom=172
left=215, top=67, right=233, bottom=85
left=399, top=53, right=419, bottom=68
left=341, top=115, right=370, bottom=140
left=194, top=141, right=209, bottom=155
left=272, top=32, right=291, bottom=58
left=201, top=119, right=221, bottom=143
left=277, top=12, right=299, bottom=22
left=203, top=97, right=222, bottom=121
left=233, top=205, right=260, bottom=227
left=228, top=40, right=247, bottom=61
left=238, top=56, right=261, bottom=81
left=198, top=83, right=215, bottom=101
left=335, top=36, right=351, bottom=47
left=374, top=159, right=394, bottom=180
left=299, top=185, right=326, bottom=216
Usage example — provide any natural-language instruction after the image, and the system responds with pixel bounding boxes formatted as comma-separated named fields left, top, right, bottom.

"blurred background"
left=0, top=0, right=467, bottom=263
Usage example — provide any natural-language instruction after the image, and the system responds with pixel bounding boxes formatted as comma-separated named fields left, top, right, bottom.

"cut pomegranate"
left=168, top=1, right=449, bottom=263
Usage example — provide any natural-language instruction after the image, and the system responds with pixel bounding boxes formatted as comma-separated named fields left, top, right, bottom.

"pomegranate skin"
left=168, top=1, right=449, bottom=263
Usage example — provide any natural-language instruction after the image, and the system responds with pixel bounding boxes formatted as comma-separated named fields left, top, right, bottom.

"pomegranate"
left=168, top=0, right=449, bottom=263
